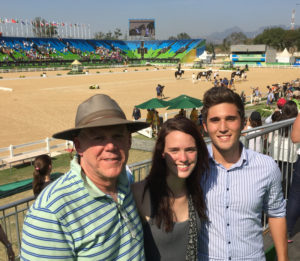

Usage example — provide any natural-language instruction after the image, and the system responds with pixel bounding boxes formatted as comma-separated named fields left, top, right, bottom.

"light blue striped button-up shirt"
left=198, top=144, right=286, bottom=261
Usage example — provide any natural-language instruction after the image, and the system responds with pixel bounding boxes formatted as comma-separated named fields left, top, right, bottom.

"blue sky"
left=1, top=0, right=300, bottom=39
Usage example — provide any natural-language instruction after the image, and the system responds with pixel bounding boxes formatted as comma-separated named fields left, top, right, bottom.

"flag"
left=40, top=22, right=44, bottom=27
left=11, top=19, right=17, bottom=23
left=21, top=21, right=26, bottom=25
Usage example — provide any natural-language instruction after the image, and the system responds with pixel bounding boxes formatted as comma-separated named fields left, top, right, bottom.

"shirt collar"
left=70, top=156, right=129, bottom=199
left=207, top=142, right=248, bottom=170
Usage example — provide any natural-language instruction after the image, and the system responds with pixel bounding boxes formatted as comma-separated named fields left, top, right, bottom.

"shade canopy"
left=167, top=95, right=203, bottom=109
left=136, top=98, right=169, bottom=109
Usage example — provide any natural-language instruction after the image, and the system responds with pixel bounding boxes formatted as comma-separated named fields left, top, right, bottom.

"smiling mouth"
left=218, top=135, right=231, bottom=141
left=177, top=164, right=191, bottom=171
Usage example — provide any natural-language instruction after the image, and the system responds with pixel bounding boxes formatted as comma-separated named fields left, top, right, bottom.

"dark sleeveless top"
left=143, top=195, right=201, bottom=261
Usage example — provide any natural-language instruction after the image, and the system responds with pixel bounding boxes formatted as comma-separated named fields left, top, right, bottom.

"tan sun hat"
left=53, top=94, right=149, bottom=140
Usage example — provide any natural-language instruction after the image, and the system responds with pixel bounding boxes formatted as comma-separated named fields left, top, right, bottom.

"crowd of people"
left=1, top=73, right=300, bottom=260
left=0, top=38, right=126, bottom=62
left=13, top=85, right=298, bottom=260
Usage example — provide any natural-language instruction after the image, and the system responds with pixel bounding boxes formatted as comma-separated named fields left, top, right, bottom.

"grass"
left=0, top=149, right=152, bottom=186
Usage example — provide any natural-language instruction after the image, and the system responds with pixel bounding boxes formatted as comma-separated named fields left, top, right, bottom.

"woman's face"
left=163, top=130, right=197, bottom=179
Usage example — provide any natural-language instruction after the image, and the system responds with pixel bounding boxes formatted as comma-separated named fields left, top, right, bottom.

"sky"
left=2, top=0, right=300, bottom=39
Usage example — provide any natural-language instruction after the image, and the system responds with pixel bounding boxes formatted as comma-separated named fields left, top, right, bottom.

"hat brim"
left=53, top=118, right=149, bottom=140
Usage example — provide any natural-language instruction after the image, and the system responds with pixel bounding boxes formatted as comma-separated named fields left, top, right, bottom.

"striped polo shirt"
left=198, top=144, right=286, bottom=261
left=21, top=157, right=144, bottom=260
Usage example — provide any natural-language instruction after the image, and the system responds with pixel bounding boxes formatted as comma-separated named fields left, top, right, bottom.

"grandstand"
left=0, top=36, right=206, bottom=68
left=230, top=44, right=276, bottom=66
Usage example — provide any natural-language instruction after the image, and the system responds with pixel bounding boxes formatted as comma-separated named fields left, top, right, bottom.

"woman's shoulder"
left=131, top=179, right=148, bottom=203
left=131, top=179, right=151, bottom=220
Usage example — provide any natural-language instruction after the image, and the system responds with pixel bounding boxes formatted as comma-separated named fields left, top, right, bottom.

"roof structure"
left=231, top=45, right=267, bottom=53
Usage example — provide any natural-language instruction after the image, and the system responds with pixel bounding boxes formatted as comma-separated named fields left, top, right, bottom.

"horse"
left=197, top=70, right=212, bottom=81
left=231, top=69, right=245, bottom=80
left=175, top=70, right=184, bottom=79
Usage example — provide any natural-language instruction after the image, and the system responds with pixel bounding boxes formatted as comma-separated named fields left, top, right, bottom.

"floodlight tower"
left=291, top=9, right=295, bottom=30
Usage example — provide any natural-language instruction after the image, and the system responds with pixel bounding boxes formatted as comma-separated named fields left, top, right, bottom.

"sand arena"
left=0, top=66, right=299, bottom=148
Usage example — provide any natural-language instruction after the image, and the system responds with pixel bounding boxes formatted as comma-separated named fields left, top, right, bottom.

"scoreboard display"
left=129, top=19, right=155, bottom=37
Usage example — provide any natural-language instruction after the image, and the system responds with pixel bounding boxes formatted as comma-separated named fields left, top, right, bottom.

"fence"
left=0, top=118, right=297, bottom=260
left=0, top=138, right=72, bottom=168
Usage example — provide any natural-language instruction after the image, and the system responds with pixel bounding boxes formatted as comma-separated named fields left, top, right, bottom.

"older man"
left=21, top=94, right=148, bottom=260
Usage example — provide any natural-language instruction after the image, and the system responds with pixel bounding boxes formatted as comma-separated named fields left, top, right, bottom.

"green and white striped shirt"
left=21, top=157, right=144, bottom=260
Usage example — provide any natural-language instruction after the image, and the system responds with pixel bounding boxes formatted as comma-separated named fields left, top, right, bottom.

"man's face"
left=75, top=125, right=131, bottom=182
left=203, top=103, right=242, bottom=155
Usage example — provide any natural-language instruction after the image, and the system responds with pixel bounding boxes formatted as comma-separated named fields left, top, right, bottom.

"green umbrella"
left=167, top=95, right=203, bottom=109
left=136, top=98, right=169, bottom=109
left=167, top=99, right=200, bottom=110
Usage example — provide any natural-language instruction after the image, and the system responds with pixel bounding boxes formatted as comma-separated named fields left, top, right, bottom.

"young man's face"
left=203, top=103, right=243, bottom=155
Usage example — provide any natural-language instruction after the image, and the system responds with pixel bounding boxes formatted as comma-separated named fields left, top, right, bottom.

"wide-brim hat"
left=53, top=94, right=149, bottom=140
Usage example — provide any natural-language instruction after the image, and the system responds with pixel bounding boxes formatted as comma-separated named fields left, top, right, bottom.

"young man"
left=198, top=87, right=288, bottom=261
left=21, top=94, right=148, bottom=260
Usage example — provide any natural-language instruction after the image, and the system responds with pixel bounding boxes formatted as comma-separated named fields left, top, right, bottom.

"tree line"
left=207, top=27, right=300, bottom=54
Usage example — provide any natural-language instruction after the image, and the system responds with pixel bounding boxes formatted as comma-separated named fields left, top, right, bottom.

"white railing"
left=0, top=138, right=72, bottom=167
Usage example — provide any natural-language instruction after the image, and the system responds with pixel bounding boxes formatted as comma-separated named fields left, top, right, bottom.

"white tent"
left=276, top=48, right=294, bottom=64
left=198, top=50, right=212, bottom=63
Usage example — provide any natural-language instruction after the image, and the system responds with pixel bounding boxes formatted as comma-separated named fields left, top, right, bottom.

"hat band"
left=76, top=109, right=126, bottom=127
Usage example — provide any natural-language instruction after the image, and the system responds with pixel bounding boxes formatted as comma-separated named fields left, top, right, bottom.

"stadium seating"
left=0, top=36, right=205, bottom=63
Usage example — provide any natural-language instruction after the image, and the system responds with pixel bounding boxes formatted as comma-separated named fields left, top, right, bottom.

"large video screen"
left=129, top=19, right=155, bottom=37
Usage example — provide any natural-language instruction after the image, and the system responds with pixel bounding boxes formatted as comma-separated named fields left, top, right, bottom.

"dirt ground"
left=0, top=66, right=299, bottom=148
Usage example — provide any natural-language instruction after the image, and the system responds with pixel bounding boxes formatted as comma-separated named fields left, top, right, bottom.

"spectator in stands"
left=33, top=154, right=52, bottom=198
left=253, top=87, right=261, bottom=105
left=286, top=112, right=300, bottom=243
left=146, top=109, right=154, bottom=128
left=240, top=90, right=246, bottom=104
left=244, top=111, right=262, bottom=153
left=190, top=108, right=198, bottom=124
left=132, top=106, right=141, bottom=121
left=199, top=87, right=287, bottom=260
left=177, top=108, right=186, bottom=118
left=273, top=101, right=299, bottom=198
left=0, top=224, right=15, bottom=261
left=265, top=98, right=287, bottom=124
left=292, top=90, right=300, bottom=110
left=266, top=86, right=274, bottom=107
left=152, top=109, right=160, bottom=136
left=192, top=73, right=196, bottom=84
left=131, top=116, right=209, bottom=260
left=21, top=94, right=148, bottom=260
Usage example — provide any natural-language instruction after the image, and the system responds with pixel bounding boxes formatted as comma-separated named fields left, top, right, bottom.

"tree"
left=32, top=17, right=57, bottom=38
left=94, top=31, right=106, bottom=39
left=176, top=32, right=191, bottom=39
left=113, top=28, right=122, bottom=40
left=168, top=32, right=191, bottom=40
left=94, top=28, right=123, bottom=40
left=225, top=32, right=248, bottom=45
left=253, top=27, right=285, bottom=50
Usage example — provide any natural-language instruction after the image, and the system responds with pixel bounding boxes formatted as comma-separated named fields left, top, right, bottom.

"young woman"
left=131, top=117, right=209, bottom=261
left=33, top=154, right=52, bottom=197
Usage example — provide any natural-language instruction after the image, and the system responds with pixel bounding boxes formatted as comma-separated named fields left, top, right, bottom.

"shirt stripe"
left=198, top=144, right=286, bottom=261
left=21, top=157, right=144, bottom=260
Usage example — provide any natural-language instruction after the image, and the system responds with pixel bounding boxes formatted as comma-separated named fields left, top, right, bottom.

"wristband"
left=6, top=243, right=12, bottom=248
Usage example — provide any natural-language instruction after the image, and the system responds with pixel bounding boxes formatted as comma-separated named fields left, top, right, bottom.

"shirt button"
left=226, top=206, right=229, bottom=208
left=227, top=188, right=229, bottom=191
left=229, top=258, right=231, bottom=260
left=228, top=241, right=231, bottom=244
left=227, top=223, right=230, bottom=226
